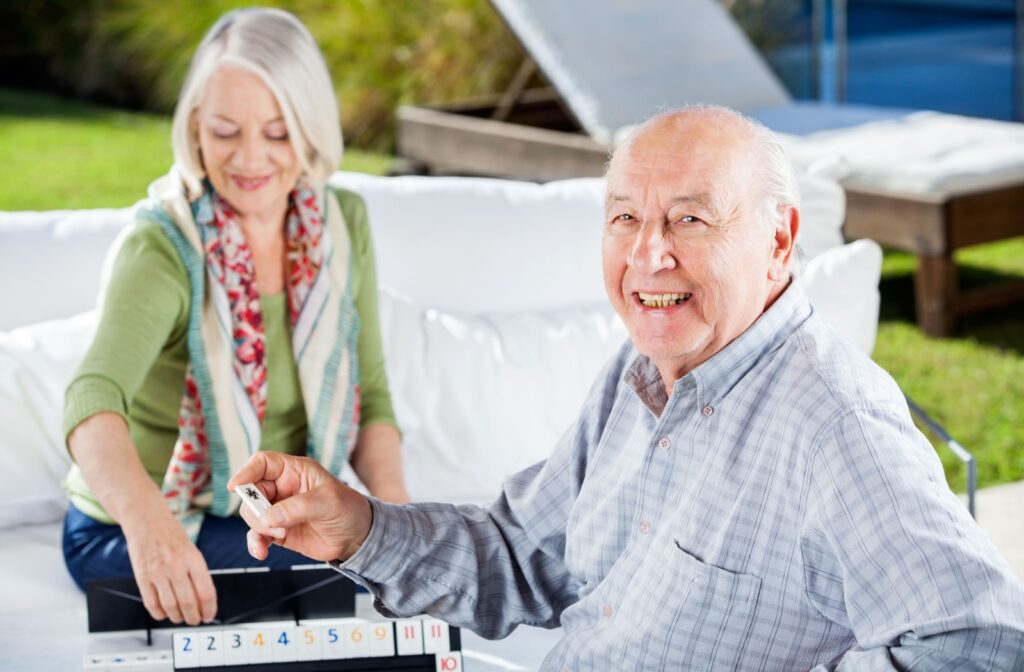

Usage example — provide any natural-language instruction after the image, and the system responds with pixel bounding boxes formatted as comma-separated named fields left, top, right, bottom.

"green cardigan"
left=63, top=188, right=396, bottom=523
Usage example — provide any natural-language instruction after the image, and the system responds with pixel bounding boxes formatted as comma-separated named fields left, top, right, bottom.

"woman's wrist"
left=368, top=483, right=410, bottom=504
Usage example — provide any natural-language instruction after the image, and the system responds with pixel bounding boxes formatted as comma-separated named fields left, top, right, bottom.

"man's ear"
left=768, top=205, right=799, bottom=281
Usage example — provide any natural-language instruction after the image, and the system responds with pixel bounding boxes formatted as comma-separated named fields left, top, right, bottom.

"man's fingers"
left=226, top=451, right=287, bottom=493
left=262, top=489, right=333, bottom=530
left=238, top=500, right=287, bottom=539
left=247, top=528, right=271, bottom=560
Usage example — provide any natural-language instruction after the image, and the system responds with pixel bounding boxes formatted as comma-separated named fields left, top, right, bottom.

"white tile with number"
left=156, top=616, right=458, bottom=668
left=423, top=617, right=451, bottom=654
left=344, top=622, right=370, bottom=658
left=435, top=651, right=464, bottom=672
left=296, top=625, right=323, bottom=661
left=270, top=626, right=300, bottom=663
left=369, top=622, right=396, bottom=657
left=395, top=618, right=425, bottom=655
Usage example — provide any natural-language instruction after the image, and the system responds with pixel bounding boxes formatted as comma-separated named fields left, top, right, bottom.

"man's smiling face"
left=602, top=114, right=794, bottom=387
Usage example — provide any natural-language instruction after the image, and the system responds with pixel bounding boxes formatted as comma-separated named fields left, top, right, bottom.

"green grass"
left=0, top=88, right=392, bottom=210
left=2, top=88, right=1022, bottom=493
left=874, top=246, right=1024, bottom=492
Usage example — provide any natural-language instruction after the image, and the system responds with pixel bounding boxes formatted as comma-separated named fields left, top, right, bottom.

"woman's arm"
left=64, top=221, right=215, bottom=624
left=349, top=422, right=409, bottom=503
left=337, top=188, right=410, bottom=503
left=68, top=412, right=217, bottom=625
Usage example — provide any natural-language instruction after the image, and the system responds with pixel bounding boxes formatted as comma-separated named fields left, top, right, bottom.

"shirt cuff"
left=336, top=498, right=417, bottom=582
left=63, top=374, right=129, bottom=442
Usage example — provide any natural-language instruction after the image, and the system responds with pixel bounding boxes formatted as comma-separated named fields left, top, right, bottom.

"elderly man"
left=229, top=106, right=1024, bottom=670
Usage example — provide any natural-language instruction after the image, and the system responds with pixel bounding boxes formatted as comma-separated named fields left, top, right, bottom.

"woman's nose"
left=234, top=133, right=265, bottom=169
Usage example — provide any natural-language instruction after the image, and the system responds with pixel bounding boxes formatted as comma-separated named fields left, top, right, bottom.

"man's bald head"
left=609, top=105, right=801, bottom=235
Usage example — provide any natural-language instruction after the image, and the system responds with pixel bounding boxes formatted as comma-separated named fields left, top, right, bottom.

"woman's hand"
left=68, top=412, right=216, bottom=625
left=121, top=507, right=217, bottom=626
left=227, top=452, right=373, bottom=563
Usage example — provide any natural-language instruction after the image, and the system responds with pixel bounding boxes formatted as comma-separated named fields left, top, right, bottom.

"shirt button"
left=602, top=604, right=613, bottom=618
left=658, top=436, right=671, bottom=451
left=639, top=520, right=651, bottom=534
left=702, top=405, right=714, bottom=417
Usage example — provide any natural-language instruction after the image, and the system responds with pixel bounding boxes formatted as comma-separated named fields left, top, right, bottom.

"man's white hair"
left=170, top=8, right=342, bottom=196
left=615, top=105, right=802, bottom=238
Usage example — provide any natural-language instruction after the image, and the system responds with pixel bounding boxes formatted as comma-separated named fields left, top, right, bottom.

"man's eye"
left=679, top=215, right=703, bottom=224
left=616, top=213, right=635, bottom=222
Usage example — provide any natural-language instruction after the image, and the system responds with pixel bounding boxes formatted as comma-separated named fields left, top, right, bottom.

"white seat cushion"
left=0, top=209, right=131, bottom=330
left=782, top=111, right=1024, bottom=197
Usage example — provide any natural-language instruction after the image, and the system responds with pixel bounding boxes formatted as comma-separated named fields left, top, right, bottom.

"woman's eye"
left=266, top=133, right=289, bottom=142
left=212, top=129, right=237, bottom=139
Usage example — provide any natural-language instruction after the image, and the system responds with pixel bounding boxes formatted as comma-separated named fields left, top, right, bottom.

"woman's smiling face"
left=195, top=66, right=301, bottom=219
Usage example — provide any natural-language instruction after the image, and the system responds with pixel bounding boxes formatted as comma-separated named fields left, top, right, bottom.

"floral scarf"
left=139, top=172, right=361, bottom=538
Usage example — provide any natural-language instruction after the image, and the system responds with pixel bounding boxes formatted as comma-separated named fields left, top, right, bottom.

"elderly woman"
left=61, top=8, right=408, bottom=626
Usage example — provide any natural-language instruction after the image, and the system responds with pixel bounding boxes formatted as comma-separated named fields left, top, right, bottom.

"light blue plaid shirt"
left=342, top=281, right=1024, bottom=670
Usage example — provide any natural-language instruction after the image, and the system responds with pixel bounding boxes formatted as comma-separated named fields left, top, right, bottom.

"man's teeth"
left=638, top=292, right=692, bottom=308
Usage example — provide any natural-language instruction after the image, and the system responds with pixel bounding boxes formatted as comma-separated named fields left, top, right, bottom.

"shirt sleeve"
left=63, top=220, right=189, bottom=440
left=335, top=346, right=630, bottom=638
left=335, top=188, right=396, bottom=430
left=802, top=406, right=1024, bottom=671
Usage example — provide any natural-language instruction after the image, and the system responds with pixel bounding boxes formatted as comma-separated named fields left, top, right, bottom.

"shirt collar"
left=624, top=279, right=812, bottom=414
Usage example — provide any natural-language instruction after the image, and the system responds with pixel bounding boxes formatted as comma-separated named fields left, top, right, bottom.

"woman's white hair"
left=171, top=8, right=341, bottom=196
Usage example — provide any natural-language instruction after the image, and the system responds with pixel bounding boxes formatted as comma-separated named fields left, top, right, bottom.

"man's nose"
left=627, top=222, right=677, bottom=272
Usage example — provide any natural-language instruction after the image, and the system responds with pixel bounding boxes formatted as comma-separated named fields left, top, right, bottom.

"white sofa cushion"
left=0, top=312, right=96, bottom=529
left=781, top=111, right=1024, bottom=197
left=330, top=173, right=608, bottom=313
left=380, top=289, right=628, bottom=504
left=0, top=209, right=131, bottom=330
left=803, top=238, right=882, bottom=356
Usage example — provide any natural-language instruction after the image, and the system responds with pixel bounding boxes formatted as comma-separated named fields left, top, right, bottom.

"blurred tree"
left=2, top=1, right=807, bottom=147
left=0, top=1, right=523, bottom=150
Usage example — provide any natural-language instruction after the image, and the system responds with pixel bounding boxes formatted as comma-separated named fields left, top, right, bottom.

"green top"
left=63, top=188, right=395, bottom=524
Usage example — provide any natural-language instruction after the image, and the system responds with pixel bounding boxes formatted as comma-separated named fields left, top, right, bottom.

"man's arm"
left=338, top=449, right=583, bottom=639
left=232, top=345, right=630, bottom=640
left=231, top=424, right=586, bottom=640
left=803, top=407, right=1024, bottom=671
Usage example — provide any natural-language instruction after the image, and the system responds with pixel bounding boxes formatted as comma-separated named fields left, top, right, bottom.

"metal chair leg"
left=905, top=395, right=976, bottom=519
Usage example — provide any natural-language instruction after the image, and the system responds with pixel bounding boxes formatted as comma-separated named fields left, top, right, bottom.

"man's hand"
left=226, top=452, right=373, bottom=564
left=122, top=508, right=217, bottom=626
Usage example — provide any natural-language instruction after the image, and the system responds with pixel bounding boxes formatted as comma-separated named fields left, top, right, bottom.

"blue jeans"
left=62, top=501, right=312, bottom=590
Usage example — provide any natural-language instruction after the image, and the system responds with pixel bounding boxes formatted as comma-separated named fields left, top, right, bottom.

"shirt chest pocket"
left=628, top=541, right=762, bottom=669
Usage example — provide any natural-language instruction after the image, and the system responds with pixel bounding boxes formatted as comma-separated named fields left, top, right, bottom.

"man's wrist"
left=333, top=491, right=375, bottom=565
